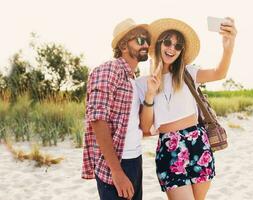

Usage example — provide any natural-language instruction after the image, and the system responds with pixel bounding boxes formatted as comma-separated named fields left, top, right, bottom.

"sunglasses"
left=135, top=36, right=151, bottom=46
left=161, top=39, right=184, bottom=51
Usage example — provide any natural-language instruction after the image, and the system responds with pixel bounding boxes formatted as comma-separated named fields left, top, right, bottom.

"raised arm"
left=196, top=17, right=237, bottom=83
left=140, top=63, right=161, bottom=135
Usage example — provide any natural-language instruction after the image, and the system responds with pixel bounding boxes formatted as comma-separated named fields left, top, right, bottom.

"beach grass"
left=1, top=90, right=253, bottom=146
left=208, top=96, right=253, bottom=116
left=0, top=96, right=85, bottom=147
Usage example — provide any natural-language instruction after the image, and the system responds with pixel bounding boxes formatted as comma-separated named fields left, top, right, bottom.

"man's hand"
left=91, top=120, right=134, bottom=199
left=112, top=170, right=134, bottom=199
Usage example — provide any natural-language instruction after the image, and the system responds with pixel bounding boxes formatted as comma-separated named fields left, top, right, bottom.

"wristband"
left=143, top=100, right=154, bottom=107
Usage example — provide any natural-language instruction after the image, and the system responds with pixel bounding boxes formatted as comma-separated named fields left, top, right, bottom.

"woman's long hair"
left=152, top=30, right=185, bottom=93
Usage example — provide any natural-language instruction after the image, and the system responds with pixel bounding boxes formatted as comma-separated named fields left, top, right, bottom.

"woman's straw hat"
left=149, top=18, right=200, bottom=64
left=111, top=18, right=149, bottom=49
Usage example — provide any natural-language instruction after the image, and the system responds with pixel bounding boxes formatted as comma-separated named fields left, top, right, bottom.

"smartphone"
left=207, top=16, right=226, bottom=32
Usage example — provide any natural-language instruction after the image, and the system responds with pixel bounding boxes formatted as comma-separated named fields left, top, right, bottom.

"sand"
left=0, top=113, right=253, bottom=200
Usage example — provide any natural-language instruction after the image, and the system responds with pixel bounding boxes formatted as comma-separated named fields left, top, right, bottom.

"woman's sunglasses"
left=161, top=39, right=184, bottom=51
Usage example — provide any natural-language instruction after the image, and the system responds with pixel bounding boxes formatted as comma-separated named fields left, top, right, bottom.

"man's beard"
left=128, top=45, right=148, bottom=62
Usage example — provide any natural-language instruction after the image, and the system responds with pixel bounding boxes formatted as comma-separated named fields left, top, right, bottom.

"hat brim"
left=149, top=18, right=200, bottom=64
left=111, top=24, right=149, bottom=49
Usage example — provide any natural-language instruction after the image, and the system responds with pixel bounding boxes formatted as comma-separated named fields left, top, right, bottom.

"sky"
left=0, top=0, right=252, bottom=90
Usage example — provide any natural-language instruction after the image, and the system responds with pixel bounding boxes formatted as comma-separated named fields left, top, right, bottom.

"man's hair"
left=113, top=27, right=150, bottom=58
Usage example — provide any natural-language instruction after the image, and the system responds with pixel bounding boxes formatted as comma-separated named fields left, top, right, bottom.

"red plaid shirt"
left=82, top=57, right=134, bottom=185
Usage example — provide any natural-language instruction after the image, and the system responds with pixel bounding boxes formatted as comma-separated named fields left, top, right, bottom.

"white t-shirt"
left=136, top=65, right=200, bottom=130
left=122, top=79, right=143, bottom=159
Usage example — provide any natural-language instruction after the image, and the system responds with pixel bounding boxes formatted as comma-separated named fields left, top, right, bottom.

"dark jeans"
left=95, top=155, right=142, bottom=200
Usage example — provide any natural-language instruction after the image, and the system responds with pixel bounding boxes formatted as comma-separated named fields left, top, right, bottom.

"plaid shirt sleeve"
left=82, top=58, right=133, bottom=184
left=86, top=63, right=119, bottom=122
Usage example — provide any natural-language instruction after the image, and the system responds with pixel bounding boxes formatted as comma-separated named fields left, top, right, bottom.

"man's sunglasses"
left=135, top=36, right=151, bottom=46
left=161, top=39, right=184, bottom=51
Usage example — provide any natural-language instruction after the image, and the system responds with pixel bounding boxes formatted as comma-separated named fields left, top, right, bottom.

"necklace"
left=163, top=73, right=173, bottom=110
left=163, top=91, right=172, bottom=110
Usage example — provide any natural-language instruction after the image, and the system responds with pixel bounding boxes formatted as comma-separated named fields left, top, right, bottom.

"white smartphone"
left=207, top=16, right=226, bottom=32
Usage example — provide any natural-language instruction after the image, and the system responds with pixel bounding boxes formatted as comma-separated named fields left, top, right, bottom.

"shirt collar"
left=117, top=57, right=135, bottom=79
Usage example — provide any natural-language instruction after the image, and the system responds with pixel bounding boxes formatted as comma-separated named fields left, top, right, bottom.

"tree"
left=27, top=70, right=57, bottom=102
left=3, top=33, right=89, bottom=102
left=34, top=42, right=89, bottom=102
left=0, top=73, right=8, bottom=101
left=7, top=52, right=32, bottom=102
left=70, top=64, right=89, bottom=102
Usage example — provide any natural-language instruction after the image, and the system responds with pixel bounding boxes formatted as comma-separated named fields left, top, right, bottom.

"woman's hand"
left=220, top=17, right=237, bottom=51
left=146, top=61, right=162, bottom=97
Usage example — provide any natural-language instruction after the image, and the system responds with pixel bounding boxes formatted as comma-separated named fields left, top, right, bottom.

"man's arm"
left=91, top=120, right=134, bottom=199
left=91, top=120, right=122, bottom=173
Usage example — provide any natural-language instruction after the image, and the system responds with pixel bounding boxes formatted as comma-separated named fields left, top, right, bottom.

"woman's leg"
left=192, top=180, right=211, bottom=200
left=166, top=185, right=195, bottom=200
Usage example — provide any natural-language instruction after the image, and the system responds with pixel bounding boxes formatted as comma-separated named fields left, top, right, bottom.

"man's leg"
left=95, top=155, right=143, bottom=200
left=95, top=175, right=125, bottom=200
left=121, top=155, right=142, bottom=200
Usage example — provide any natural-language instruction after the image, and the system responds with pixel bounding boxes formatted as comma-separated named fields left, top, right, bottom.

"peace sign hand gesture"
left=146, top=61, right=162, bottom=97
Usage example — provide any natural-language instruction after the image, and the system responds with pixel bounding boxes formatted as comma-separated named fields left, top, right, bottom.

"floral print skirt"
left=155, top=124, right=215, bottom=192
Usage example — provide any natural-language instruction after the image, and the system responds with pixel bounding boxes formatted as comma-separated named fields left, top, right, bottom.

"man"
left=82, top=18, right=151, bottom=200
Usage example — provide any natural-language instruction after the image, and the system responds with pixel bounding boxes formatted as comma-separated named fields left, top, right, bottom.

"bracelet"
left=143, top=100, right=154, bottom=107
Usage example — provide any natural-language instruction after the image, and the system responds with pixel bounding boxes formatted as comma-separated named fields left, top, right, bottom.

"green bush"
left=0, top=100, right=10, bottom=142
left=204, top=89, right=253, bottom=98
left=208, top=96, right=253, bottom=116
left=9, top=95, right=32, bottom=142
left=32, top=101, right=84, bottom=146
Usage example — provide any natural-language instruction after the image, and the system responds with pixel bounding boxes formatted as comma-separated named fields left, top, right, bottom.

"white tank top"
left=136, top=65, right=200, bottom=130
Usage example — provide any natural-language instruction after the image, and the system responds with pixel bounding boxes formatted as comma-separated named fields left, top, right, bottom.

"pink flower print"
left=159, top=179, right=166, bottom=186
left=178, top=148, right=190, bottom=164
left=169, top=185, right=178, bottom=190
left=156, top=139, right=161, bottom=152
left=170, top=160, right=186, bottom=174
left=192, top=168, right=213, bottom=183
left=186, top=130, right=199, bottom=141
left=197, top=151, right=212, bottom=167
left=202, top=132, right=210, bottom=146
left=200, top=168, right=212, bottom=177
left=192, top=176, right=208, bottom=183
left=165, top=132, right=181, bottom=151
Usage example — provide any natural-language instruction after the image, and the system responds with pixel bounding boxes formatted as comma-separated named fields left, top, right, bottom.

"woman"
left=136, top=18, right=236, bottom=200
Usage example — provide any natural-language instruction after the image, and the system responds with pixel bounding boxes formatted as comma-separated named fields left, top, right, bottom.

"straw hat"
left=149, top=18, right=200, bottom=64
left=111, top=18, right=149, bottom=49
